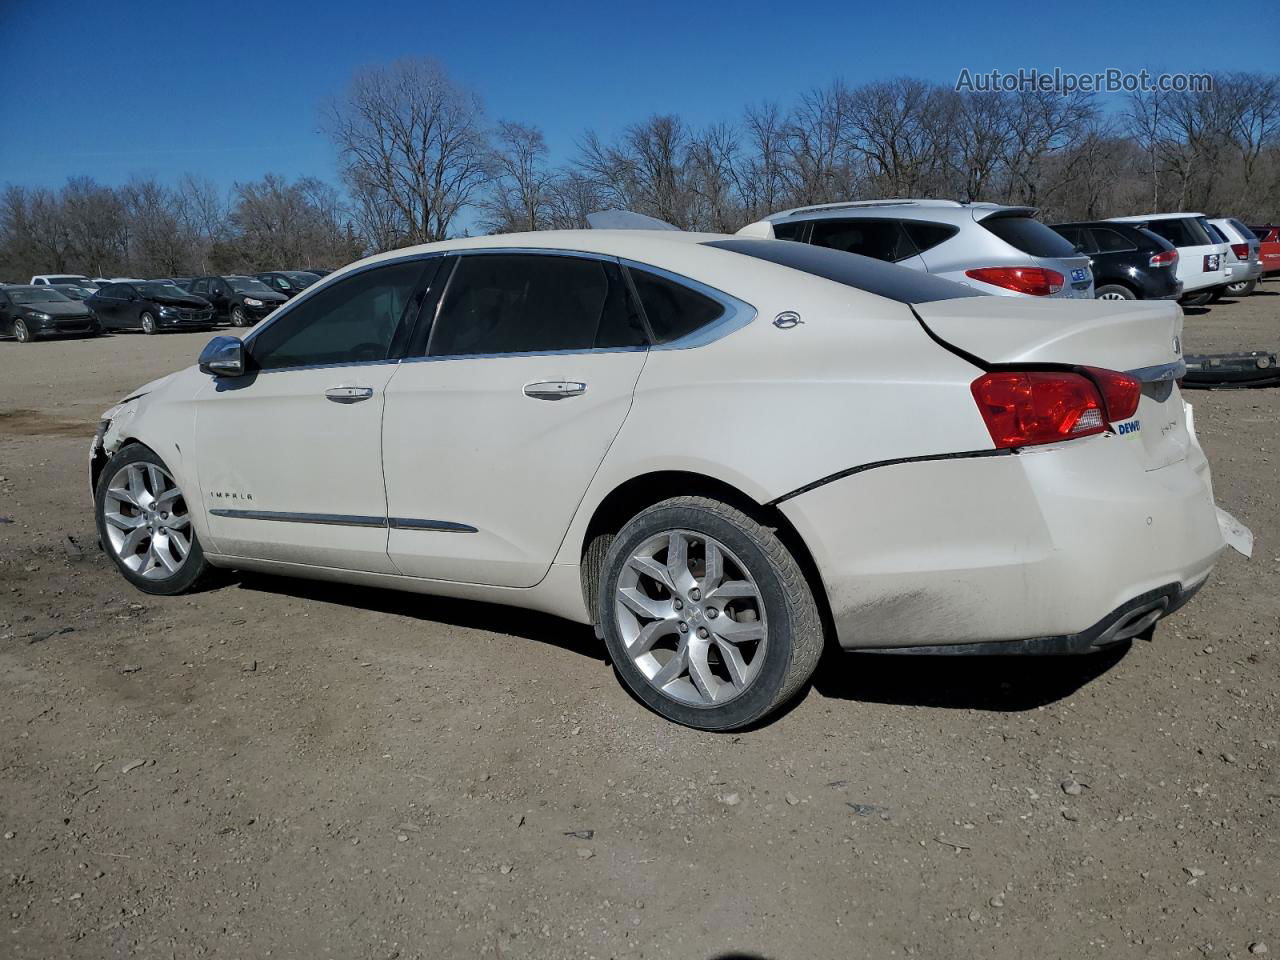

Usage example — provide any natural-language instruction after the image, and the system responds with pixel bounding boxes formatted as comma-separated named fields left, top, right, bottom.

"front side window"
left=427, top=254, right=644, bottom=357
left=248, top=259, right=426, bottom=371
left=808, top=218, right=916, bottom=263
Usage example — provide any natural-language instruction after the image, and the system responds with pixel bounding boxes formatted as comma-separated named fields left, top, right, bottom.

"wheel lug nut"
left=690, top=589, right=701, bottom=601
left=678, top=621, right=688, bottom=633
left=706, top=607, right=719, bottom=619
left=696, top=627, right=709, bottom=639
left=673, top=599, right=683, bottom=610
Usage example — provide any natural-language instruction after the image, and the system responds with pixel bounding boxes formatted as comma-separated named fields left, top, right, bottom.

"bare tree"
left=479, top=122, right=554, bottom=233
left=327, top=57, right=490, bottom=248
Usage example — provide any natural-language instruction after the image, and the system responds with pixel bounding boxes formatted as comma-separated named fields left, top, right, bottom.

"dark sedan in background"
left=0, top=285, right=101, bottom=342
left=186, top=275, right=286, bottom=326
left=1049, top=221, right=1183, bottom=300
left=254, top=270, right=321, bottom=299
left=86, top=281, right=215, bottom=334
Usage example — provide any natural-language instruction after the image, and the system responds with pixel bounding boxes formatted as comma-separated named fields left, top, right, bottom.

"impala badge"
left=773, top=311, right=803, bottom=329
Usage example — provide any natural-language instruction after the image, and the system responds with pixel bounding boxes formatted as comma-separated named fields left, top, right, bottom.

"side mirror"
left=198, top=336, right=246, bottom=377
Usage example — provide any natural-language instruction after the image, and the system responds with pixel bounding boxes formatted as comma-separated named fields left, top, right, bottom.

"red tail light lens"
left=1084, top=366, right=1141, bottom=422
left=965, top=267, right=1065, bottom=296
left=1230, top=243, right=1249, bottom=260
left=1149, top=249, right=1178, bottom=267
left=971, top=372, right=1106, bottom=448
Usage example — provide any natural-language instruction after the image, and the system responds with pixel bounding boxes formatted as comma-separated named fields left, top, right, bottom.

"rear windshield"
left=1142, top=217, right=1213, bottom=247
left=702, top=237, right=984, bottom=304
left=1205, top=223, right=1228, bottom=243
left=980, top=215, right=1077, bottom=258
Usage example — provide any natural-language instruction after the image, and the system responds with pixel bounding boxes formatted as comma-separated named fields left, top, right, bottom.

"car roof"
left=754, top=199, right=1037, bottom=225
left=1109, top=212, right=1207, bottom=222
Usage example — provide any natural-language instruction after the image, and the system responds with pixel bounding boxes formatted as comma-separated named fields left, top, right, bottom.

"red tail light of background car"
left=1149, top=249, right=1179, bottom=268
left=1230, top=243, right=1250, bottom=260
left=964, top=266, right=1065, bottom=297
left=971, top=368, right=1142, bottom=450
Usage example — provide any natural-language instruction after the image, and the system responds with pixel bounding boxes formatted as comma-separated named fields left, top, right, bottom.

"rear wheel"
left=597, top=496, right=823, bottom=731
left=1207, top=288, right=1226, bottom=304
left=1226, top=279, right=1256, bottom=297
left=13, top=319, right=32, bottom=343
left=1181, top=290, right=1213, bottom=307
left=1096, top=284, right=1136, bottom=301
left=140, top=311, right=158, bottom=335
left=94, top=444, right=212, bottom=596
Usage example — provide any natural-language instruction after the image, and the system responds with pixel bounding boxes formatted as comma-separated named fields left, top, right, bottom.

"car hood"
left=23, top=300, right=92, bottom=318
left=243, top=292, right=287, bottom=304
left=154, top=295, right=210, bottom=309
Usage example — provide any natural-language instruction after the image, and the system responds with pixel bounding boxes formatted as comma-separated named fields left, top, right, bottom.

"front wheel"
left=140, top=311, right=158, bottom=335
left=95, top=444, right=212, bottom=595
left=229, top=305, right=247, bottom=327
left=13, top=319, right=32, bottom=343
left=597, top=496, right=823, bottom=731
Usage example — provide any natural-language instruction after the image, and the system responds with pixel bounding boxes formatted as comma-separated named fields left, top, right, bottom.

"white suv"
left=1208, top=218, right=1263, bottom=297
left=1107, top=214, right=1231, bottom=306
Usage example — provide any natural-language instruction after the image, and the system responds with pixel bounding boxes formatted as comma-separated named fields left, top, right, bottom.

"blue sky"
left=1, top=0, right=1276, bottom=193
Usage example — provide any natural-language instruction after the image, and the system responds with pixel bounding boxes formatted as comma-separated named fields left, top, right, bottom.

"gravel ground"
left=1, top=282, right=1277, bottom=959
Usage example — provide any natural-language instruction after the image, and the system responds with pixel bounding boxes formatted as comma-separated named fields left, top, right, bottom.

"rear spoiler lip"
left=1128, top=359, right=1187, bottom=383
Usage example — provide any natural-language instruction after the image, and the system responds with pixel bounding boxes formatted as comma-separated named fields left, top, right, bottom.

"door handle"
left=523, top=380, right=587, bottom=401
left=325, top=386, right=374, bottom=403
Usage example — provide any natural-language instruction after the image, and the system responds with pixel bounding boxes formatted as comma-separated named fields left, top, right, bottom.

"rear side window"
left=628, top=268, right=726, bottom=343
left=902, top=221, right=958, bottom=254
left=1090, top=228, right=1137, bottom=253
left=428, top=254, right=644, bottom=357
left=771, top=221, right=806, bottom=242
left=1051, top=225, right=1087, bottom=251
left=809, top=219, right=916, bottom=263
left=980, top=215, right=1076, bottom=258
left=702, top=237, right=983, bottom=303
left=250, top=259, right=426, bottom=371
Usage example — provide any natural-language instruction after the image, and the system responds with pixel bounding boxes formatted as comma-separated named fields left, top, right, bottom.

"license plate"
left=1203, top=254, right=1220, bottom=271
left=1071, top=268, right=1088, bottom=283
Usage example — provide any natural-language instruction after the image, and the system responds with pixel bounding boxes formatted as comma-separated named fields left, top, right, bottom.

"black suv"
left=186, top=275, right=287, bottom=327
left=254, top=270, right=321, bottom=299
left=1049, top=222, right=1183, bottom=301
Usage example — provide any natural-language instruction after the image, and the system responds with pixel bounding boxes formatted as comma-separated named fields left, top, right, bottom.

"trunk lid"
left=915, top=297, right=1189, bottom=470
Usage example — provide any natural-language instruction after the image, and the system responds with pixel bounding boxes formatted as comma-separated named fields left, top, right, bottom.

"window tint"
left=428, top=254, right=643, bottom=357
left=771, top=221, right=806, bottom=241
left=190, top=278, right=207, bottom=294
left=980, top=215, right=1076, bottom=257
left=628, top=268, right=726, bottom=343
left=808, top=219, right=916, bottom=262
left=902, top=221, right=959, bottom=254
left=702, top=237, right=983, bottom=304
left=249, top=260, right=424, bottom=371
left=1051, top=225, right=1085, bottom=250
left=1228, top=219, right=1253, bottom=241
left=1143, top=219, right=1192, bottom=247
left=1090, top=228, right=1137, bottom=253
left=1205, top=223, right=1228, bottom=243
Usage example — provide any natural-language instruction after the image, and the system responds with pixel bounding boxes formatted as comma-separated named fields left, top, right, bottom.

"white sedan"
left=90, top=230, right=1248, bottom=730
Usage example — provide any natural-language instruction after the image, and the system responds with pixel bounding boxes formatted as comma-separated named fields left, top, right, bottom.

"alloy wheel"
left=14, top=319, right=31, bottom=342
left=141, top=312, right=157, bottom=334
left=614, top=530, right=768, bottom=706
left=1098, top=291, right=1129, bottom=300
left=102, top=462, right=192, bottom=580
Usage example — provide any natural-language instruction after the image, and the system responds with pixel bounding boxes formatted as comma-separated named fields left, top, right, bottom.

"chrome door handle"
left=325, top=386, right=374, bottom=403
left=523, top=380, right=587, bottom=401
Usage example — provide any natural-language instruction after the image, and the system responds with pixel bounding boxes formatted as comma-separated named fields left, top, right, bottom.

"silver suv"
left=739, top=199, right=1094, bottom=299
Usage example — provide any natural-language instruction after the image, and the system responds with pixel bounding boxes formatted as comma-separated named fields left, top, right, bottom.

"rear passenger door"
left=381, top=252, right=649, bottom=587
left=807, top=218, right=927, bottom=273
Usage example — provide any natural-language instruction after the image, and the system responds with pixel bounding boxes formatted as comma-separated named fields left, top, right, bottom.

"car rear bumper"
left=778, top=432, right=1232, bottom=652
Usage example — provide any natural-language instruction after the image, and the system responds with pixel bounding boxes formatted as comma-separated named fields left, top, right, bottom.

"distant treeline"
left=3, top=59, right=1277, bottom=280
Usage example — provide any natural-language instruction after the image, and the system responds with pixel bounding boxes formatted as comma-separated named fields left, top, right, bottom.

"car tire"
left=1095, top=284, right=1136, bottom=301
left=13, top=319, right=32, bottom=343
left=140, top=311, right=158, bottom=335
left=229, top=305, right=247, bottom=327
left=1181, top=290, right=1213, bottom=307
left=1207, top=288, right=1226, bottom=304
left=94, top=444, right=213, bottom=596
left=1225, top=279, right=1256, bottom=297
left=597, top=496, right=823, bottom=731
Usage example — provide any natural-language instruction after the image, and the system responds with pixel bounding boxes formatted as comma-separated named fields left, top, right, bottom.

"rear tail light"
left=970, top=367, right=1141, bottom=450
left=1149, top=249, right=1178, bottom=268
left=965, top=266, right=1065, bottom=297
left=1230, top=243, right=1249, bottom=260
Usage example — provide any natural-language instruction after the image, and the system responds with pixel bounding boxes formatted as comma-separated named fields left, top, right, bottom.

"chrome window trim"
left=619, top=258, right=757, bottom=350
left=209, top=508, right=477, bottom=532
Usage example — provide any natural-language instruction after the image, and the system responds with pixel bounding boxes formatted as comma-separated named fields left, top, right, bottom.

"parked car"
left=186, top=275, right=286, bottom=326
left=254, top=270, right=322, bottom=299
left=302, top=267, right=333, bottom=277
left=49, top=282, right=99, bottom=301
left=88, top=230, right=1246, bottom=730
left=739, top=199, right=1094, bottom=298
left=1247, top=225, right=1280, bottom=275
left=1107, top=214, right=1231, bottom=306
left=1207, top=218, right=1262, bottom=297
left=1, top=284, right=100, bottom=342
left=31, top=273, right=97, bottom=289
left=86, top=280, right=215, bottom=335
left=1049, top=221, right=1182, bottom=301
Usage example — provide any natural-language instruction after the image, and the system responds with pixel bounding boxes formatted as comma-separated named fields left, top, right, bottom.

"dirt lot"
left=1, top=283, right=1277, bottom=960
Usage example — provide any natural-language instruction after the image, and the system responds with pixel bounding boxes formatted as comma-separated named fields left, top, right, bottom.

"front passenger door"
left=192, top=258, right=434, bottom=572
